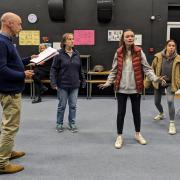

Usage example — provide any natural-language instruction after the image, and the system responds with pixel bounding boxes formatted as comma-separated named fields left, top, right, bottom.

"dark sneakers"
left=32, top=97, right=42, bottom=103
left=56, top=124, right=64, bottom=133
left=40, top=85, right=48, bottom=94
left=56, top=123, right=78, bottom=133
left=68, top=123, right=78, bottom=133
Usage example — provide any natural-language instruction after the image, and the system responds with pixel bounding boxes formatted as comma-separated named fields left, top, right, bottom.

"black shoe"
left=32, top=97, right=42, bottom=103
left=40, top=85, right=48, bottom=94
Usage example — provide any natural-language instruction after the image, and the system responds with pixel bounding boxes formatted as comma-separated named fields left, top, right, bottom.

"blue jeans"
left=57, top=88, right=79, bottom=125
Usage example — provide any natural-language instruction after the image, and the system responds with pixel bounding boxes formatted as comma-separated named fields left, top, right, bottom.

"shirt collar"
left=0, top=32, right=13, bottom=41
left=63, top=47, right=77, bottom=55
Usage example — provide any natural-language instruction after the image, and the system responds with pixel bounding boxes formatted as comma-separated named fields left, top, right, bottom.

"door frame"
left=167, top=22, right=180, bottom=40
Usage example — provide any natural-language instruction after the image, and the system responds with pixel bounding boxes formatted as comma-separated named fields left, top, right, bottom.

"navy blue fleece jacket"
left=0, top=34, right=30, bottom=94
left=50, top=48, right=86, bottom=89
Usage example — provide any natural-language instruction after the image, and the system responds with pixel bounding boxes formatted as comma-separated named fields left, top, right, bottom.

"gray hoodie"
left=105, top=50, right=158, bottom=94
left=161, top=49, right=177, bottom=83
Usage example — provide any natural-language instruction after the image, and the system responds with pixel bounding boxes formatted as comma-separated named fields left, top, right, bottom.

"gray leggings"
left=154, top=86, right=175, bottom=120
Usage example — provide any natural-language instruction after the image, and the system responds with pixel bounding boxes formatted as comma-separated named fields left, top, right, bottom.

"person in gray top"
left=149, top=40, right=180, bottom=135
left=99, top=29, right=165, bottom=149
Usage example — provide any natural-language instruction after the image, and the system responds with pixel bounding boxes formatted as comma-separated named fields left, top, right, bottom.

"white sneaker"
left=114, top=135, right=123, bottom=149
left=154, top=113, right=165, bottom=121
left=168, top=121, right=176, bottom=135
left=134, top=133, right=147, bottom=145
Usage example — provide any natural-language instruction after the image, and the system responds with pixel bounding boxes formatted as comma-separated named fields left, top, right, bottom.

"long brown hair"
left=60, top=33, right=73, bottom=48
left=119, top=29, right=135, bottom=58
left=165, top=39, right=177, bottom=50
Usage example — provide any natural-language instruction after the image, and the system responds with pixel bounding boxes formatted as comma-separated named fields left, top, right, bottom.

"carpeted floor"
left=0, top=95, right=180, bottom=180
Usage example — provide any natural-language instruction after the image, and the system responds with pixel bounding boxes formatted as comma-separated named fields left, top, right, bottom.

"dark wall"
left=168, top=0, right=180, bottom=4
left=168, top=6, right=180, bottom=21
left=0, top=0, right=170, bottom=70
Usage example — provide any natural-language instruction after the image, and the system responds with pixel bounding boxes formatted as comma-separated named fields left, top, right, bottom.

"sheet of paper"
left=30, top=47, right=58, bottom=64
left=53, top=42, right=61, bottom=50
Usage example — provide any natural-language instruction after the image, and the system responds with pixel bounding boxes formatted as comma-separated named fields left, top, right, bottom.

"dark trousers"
left=32, top=68, right=50, bottom=97
left=117, top=93, right=141, bottom=134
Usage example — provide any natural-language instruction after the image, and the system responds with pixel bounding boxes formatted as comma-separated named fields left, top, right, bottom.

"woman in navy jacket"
left=50, top=33, right=86, bottom=133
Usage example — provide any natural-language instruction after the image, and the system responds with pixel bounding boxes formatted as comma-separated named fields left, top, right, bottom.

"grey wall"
left=0, top=0, right=172, bottom=70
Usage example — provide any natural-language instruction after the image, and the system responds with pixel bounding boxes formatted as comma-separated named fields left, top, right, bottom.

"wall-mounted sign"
left=53, top=42, right=61, bottom=50
left=19, top=30, right=40, bottom=45
left=134, top=34, right=142, bottom=45
left=108, top=30, right=142, bottom=45
left=108, top=30, right=123, bottom=41
left=74, top=30, right=95, bottom=45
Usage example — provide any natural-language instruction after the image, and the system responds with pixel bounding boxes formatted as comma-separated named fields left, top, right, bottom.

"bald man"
left=0, top=12, right=34, bottom=174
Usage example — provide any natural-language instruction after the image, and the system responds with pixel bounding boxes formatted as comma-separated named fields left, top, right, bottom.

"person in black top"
left=32, top=44, right=53, bottom=103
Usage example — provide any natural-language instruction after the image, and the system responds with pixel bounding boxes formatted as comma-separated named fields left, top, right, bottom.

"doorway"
left=167, top=22, right=180, bottom=54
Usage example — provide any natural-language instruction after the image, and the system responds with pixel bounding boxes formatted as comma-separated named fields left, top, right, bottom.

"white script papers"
left=30, top=47, right=59, bottom=64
